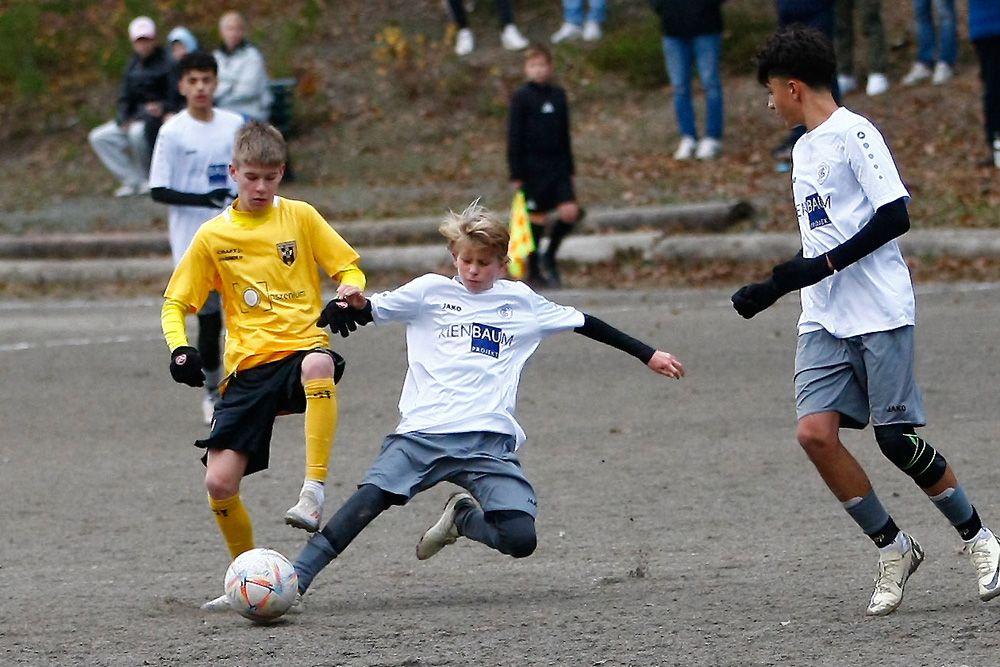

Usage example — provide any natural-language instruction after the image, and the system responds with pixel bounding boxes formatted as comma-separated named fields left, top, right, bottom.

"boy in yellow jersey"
left=160, top=121, right=365, bottom=610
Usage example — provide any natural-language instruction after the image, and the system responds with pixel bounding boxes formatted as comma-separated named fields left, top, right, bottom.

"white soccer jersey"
left=790, top=107, right=914, bottom=338
left=369, top=274, right=586, bottom=448
left=149, top=109, right=245, bottom=265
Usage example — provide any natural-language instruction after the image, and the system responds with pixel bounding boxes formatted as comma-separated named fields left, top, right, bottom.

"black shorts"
left=194, top=349, right=345, bottom=476
left=523, top=172, right=575, bottom=215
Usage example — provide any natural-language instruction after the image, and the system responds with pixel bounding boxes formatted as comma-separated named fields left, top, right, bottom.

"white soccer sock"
left=302, top=479, right=325, bottom=505
left=878, top=531, right=910, bottom=555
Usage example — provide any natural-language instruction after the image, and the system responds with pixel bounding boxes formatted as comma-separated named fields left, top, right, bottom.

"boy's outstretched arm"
left=732, top=198, right=910, bottom=319
left=574, top=314, right=685, bottom=379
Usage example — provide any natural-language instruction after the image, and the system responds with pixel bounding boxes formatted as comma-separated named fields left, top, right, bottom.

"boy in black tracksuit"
left=507, top=46, right=582, bottom=288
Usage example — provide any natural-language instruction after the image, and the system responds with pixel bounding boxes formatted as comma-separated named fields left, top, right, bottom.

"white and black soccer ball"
left=224, top=548, right=298, bottom=622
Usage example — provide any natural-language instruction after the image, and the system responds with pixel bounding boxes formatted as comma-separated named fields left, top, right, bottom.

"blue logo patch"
left=798, top=192, right=831, bottom=229
left=470, top=323, right=504, bottom=358
left=207, top=163, right=229, bottom=187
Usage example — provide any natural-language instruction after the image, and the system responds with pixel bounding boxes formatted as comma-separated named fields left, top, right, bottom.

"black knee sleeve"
left=874, top=424, right=948, bottom=488
left=197, top=311, right=223, bottom=371
left=488, top=510, right=537, bottom=559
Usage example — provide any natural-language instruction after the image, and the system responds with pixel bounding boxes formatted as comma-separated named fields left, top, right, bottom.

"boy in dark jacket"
left=507, top=46, right=581, bottom=288
left=88, top=16, right=177, bottom=197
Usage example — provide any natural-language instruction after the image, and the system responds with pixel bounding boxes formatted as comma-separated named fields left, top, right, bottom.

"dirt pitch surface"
left=3, top=285, right=1000, bottom=667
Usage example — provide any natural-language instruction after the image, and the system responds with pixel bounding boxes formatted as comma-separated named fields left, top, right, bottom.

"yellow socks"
left=208, top=492, right=254, bottom=560
left=303, top=378, right=337, bottom=484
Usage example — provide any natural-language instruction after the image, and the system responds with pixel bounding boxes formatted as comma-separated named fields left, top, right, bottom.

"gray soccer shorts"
left=794, top=325, right=926, bottom=429
left=362, top=431, right=539, bottom=517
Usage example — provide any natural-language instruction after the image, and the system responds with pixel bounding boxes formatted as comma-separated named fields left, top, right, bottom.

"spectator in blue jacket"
left=649, top=0, right=726, bottom=161
left=88, top=16, right=174, bottom=197
left=970, top=0, right=1000, bottom=167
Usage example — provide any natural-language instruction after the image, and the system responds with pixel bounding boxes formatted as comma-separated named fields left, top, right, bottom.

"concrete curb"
left=3, top=228, right=999, bottom=288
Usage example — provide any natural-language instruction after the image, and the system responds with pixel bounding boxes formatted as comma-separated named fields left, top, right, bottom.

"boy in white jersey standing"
left=150, top=51, right=245, bottom=425
left=290, top=201, right=685, bottom=598
left=161, top=121, right=366, bottom=610
left=732, top=26, right=1000, bottom=616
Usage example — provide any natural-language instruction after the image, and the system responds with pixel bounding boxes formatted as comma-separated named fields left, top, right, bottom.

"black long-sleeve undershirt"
left=574, top=314, right=655, bottom=364
left=827, top=197, right=910, bottom=270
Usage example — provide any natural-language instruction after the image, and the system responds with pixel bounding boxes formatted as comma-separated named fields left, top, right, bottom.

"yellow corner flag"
left=507, top=190, right=534, bottom=279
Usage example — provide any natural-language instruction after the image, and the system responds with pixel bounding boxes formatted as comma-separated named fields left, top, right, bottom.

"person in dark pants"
left=970, top=0, right=1000, bottom=167
left=507, top=45, right=581, bottom=288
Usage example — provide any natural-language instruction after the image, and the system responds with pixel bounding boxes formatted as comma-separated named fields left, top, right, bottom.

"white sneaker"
left=582, top=20, right=602, bottom=42
left=695, top=137, right=721, bottom=160
left=284, top=489, right=322, bottom=532
left=113, top=183, right=136, bottom=198
left=902, top=61, right=932, bottom=86
left=201, top=593, right=230, bottom=611
left=673, top=135, right=697, bottom=161
left=286, top=591, right=305, bottom=614
left=967, top=529, right=1000, bottom=601
left=837, top=74, right=858, bottom=95
left=551, top=22, right=582, bottom=44
left=415, top=491, right=474, bottom=560
left=455, top=28, right=474, bottom=56
left=866, top=73, right=889, bottom=97
left=201, top=394, right=216, bottom=426
left=866, top=535, right=924, bottom=616
left=932, top=61, right=954, bottom=85
left=501, top=24, right=529, bottom=51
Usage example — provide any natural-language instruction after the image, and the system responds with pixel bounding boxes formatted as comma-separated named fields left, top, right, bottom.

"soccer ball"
left=224, top=548, right=299, bottom=622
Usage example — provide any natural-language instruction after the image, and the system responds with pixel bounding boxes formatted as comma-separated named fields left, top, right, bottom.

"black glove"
left=317, top=298, right=373, bottom=338
left=771, top=251, right=834, bottom=292
left=203, top=188, right=233, bottom=209
left=731, top=279, right=782, bottom=319
left=170, top=346, right=205, bottom=387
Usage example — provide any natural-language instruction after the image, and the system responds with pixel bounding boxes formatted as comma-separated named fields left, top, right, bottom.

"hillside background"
left=0, top=0, right=997, bottom=237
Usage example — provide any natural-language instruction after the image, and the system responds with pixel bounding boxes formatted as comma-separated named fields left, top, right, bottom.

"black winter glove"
left=731, top=279, right=783, bottom=319
left=771, top=251, right=834, bottom=292
left=317, top=298, right=373, bottom=338
left=170, top=346, right=205, bottom=387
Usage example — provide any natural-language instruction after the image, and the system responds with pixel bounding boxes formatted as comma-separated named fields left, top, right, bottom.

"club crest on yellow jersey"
left=277, top=241, right=297, bottom=266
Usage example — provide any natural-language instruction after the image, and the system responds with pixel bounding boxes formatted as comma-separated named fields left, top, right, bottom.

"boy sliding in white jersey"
left=291, top=201, right=684, bottom=597
left=161, top=121, right=366, bottom=610
left=149, top=51, right=245, bottom=425
left=732, top=26, right=1000, bottom=616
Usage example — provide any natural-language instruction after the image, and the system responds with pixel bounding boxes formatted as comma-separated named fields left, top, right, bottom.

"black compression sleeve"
left=826, top=197, right=910, bottom=270
left=574, top=314, right=656, bottom=364
left=150, top=187, right=213, bottom=207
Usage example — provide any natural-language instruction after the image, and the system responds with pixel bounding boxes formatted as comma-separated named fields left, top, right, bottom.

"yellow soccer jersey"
left=162, top=196, right=365, bottom=375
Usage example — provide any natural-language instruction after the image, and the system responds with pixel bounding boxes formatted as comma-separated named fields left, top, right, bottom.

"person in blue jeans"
left=649, top=0, right=725, bottom=161
left=551, top=0, right=606, bottom=43
left=970, top=0, right=1000, bottom=166
left=903, top=0, right=957, bottom=86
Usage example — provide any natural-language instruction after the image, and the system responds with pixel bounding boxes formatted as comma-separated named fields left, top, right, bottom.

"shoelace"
left=970, top=542, right=995, bottom=577
left=873, top=553, right=905, bottom=594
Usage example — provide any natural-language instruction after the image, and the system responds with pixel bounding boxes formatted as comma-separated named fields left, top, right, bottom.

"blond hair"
left=232, top=121, right=286, bottom=167
left=439, top=200, right=510, bottom=261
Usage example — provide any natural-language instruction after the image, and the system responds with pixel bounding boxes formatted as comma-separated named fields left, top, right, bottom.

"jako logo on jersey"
left=277, top=240, right=297, bottom=266
left=443, top=303, right=462, bottom=312
left=798, top=193, right=832, bottom=229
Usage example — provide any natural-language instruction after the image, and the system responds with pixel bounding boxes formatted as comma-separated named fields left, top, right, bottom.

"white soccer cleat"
left=866, top=535, right=924, bottom=616
left=286, top=591, right=306, bottom=614
left=582, top=21, right=602, bottom=42
left=551, top=22, right=582, bottom=44
left=673, top=135, right=697, bottom=161
left=455, top=27, right=474, bottom=56
left=201, top=394, right=217, bottom=426
left=201, top=593, right=230, bottom=611
left=416, top=491, right=474, bottom=560
left=501, top=24, right=529, bottom=51
left=967, top=529, right=1000, bottom=602
left=284, top=489, right=322, bottom=533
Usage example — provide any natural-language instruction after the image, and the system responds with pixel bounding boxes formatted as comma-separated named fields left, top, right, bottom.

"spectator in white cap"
left=88, top=16, right=175, bottom=197
left=213, top=11, right=272, bottom=121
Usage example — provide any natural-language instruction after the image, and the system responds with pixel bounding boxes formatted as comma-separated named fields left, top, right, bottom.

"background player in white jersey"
left=732, top=26, right=1000, bottom=616
left=150, top=51, right=245, bottom=424
left=290, top=201, right=685, bottom=597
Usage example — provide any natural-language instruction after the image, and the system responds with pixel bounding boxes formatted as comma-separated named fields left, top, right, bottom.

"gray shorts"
left=362, top=431, right=538, bottom=517
left=794, top=326, right=926, bottom=429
